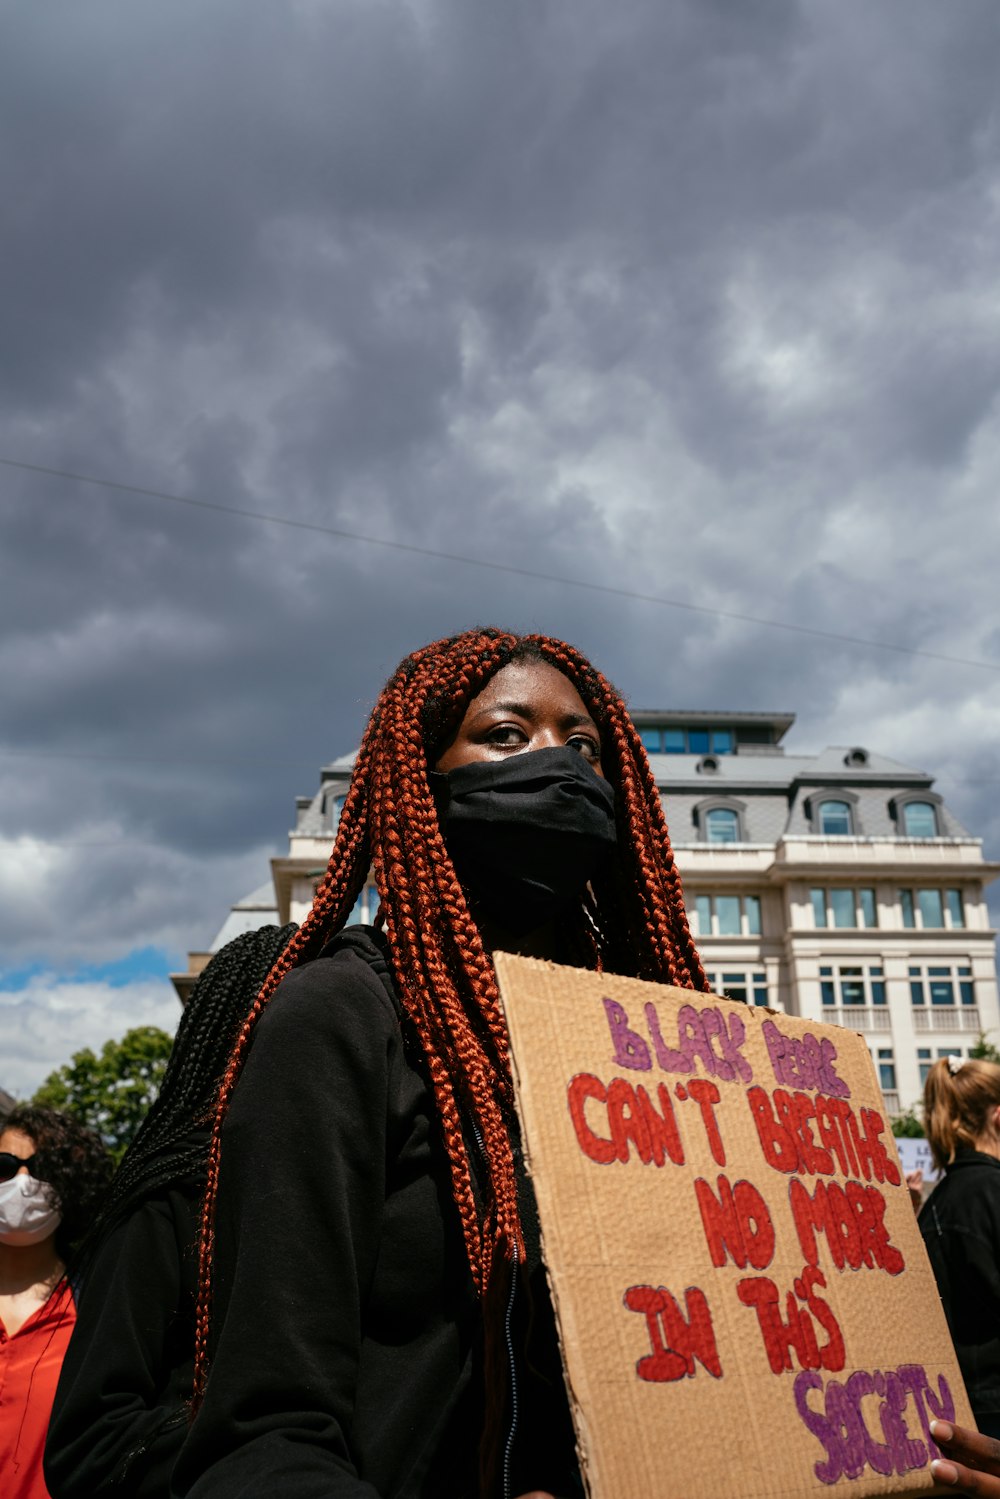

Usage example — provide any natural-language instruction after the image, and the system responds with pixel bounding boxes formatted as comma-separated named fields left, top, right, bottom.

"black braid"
left=74, top=922, right=297, bottom=1266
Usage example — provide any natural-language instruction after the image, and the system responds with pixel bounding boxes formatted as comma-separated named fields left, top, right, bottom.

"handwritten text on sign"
left=564, top=996, right=954, bottom=1487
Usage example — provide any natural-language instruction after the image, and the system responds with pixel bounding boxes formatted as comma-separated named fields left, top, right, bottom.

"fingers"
left=931, top=1457, right=1000, bottom=1496
left=931, top=1421, right=1000, bottom=1496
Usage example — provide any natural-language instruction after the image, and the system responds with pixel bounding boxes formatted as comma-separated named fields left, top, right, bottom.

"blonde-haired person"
left=920, top=1055, right=1000, bottom=1439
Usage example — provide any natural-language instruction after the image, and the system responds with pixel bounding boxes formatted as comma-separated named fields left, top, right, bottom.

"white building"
left=173, top=709, right=999, bottom=1115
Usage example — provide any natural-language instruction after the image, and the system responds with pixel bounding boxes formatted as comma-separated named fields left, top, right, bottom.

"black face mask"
left=430, top=746, right=618, bottom=935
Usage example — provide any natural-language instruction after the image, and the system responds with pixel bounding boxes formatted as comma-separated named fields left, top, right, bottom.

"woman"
left=45, top=922, right=297, bottom=1499
left=174, top=627, right=707, bottom=1499
left=920, top=1056, right=1000, bottom=1439
left=0, top=1105, right=112, bottom=1499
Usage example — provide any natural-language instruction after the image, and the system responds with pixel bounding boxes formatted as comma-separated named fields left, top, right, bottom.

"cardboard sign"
left=494, top=954, right=971, bottom=1499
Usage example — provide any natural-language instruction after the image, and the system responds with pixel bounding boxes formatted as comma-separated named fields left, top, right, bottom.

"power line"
left=0, top=748, right=316, bottom=768
left=3, top=455, right=998, bottom=674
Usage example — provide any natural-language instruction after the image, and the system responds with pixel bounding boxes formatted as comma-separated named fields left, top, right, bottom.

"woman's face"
left=435, top=660, right=604, bottom=776
left=0, top=1126, right=38, bottom=1178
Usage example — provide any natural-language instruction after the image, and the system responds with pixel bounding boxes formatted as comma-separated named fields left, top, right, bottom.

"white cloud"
left=0, top=976, right=181, bottom=1101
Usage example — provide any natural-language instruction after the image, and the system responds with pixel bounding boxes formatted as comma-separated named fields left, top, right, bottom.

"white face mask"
left=0, top=1173, right=62, bottom=1246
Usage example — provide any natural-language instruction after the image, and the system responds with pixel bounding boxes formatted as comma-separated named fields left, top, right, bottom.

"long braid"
left=74, top=923, right=297, bottom=1279
left=192, top=626, right=706, bottom=1411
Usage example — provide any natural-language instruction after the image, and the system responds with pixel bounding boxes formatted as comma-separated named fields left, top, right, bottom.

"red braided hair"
left=191, top=627, right=706, bottom=1408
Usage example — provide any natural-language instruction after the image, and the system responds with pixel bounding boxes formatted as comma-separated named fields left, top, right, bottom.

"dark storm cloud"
left=1, top=0, right=999, bottom=1076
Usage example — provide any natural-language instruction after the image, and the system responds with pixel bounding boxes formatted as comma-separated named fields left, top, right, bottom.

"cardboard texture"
left=494, top=954, right=971, bottom=1499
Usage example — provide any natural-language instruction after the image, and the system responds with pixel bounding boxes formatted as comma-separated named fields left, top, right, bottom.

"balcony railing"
left=913, top=1008, right=980, bottom=1033
left=828, top=1007, right=892, bottom=1032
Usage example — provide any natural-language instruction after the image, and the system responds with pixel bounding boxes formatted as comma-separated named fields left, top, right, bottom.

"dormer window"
left=705, top=807, right=739, bottom=844
left=818, top=799, right=852, bottom=836
left=902, top=800, right=938, bottom=838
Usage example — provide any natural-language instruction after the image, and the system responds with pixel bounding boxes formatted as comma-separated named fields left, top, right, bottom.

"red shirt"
left=0, top=1279, right=76, bottom=1499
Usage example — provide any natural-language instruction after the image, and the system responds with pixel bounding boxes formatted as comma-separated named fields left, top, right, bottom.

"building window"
left=642, top=727, right=736, bottom=755
left=876, top=1048, right=897, bottom=1092
left=818, top=800, right=853, bottom=836
left=917, top=1046, right=968, bottom=1082
left=347, top=885, right=380, bottom=926
left=908, top=964, right=975, bottom=1007
left=902, top=801, right=939, bottom=838
left=900, top=888, right=965, bottom=929
left=327, top=793, right=347, bottom=830
left=706, top=970, right=769, bottom=1007
left=819, top=964, right=886, bottom=1008
left=693, top=894, right=762, bottom=937
left=810, top=888, right=877, bottom=929
left=704, top=807, right=740, bottom=844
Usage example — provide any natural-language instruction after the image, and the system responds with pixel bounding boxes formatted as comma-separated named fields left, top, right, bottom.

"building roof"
left=208, top=880, right=280, bottom=952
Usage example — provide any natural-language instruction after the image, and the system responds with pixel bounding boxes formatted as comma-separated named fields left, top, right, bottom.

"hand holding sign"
left=931, top=1422, right=1000, bottom=1496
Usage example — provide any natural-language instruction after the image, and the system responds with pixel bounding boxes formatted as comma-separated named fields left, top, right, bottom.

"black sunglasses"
left=0, top=1151, right=40, bottom=1183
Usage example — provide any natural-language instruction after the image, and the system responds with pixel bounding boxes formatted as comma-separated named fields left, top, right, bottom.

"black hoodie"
left=170, top=928, right=578, bottom=1499
left=920, top=1146, right=1000, bottom=1415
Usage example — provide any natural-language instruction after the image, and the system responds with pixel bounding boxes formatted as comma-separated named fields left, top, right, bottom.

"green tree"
left=970, top=1032, right=1000, bottom=1063
left=891, top=1106, right=925, bottom=1138
left=32, top=1026, right=175, bottom=1160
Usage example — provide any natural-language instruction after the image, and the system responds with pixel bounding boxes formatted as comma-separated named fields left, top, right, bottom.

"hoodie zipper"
left=471, top=1119, right=520, bottom=1499
left=502, top=1243, right=519, bottom=1499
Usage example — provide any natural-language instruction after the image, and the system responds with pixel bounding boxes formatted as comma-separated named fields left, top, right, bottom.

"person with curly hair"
left=172, top=627, right=708, bottom=1499
left=44, top=922, right=297, bottom=1499
left=0, top=1104, right=112, bottom=1499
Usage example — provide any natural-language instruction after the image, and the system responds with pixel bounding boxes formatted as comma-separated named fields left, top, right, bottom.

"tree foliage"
left=891, top=1106, right=925, bottom=1138
left=32, top=1026, right=175, bottom=1160
left=970, top=1032, right=1000, bottom=1063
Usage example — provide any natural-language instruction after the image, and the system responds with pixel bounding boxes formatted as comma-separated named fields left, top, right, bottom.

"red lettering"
left=633, top=1083, right=685, bottom=1166
left=737, top=1276, right=819, bottom=1374
left=694, top=1175, right=775, bottom=1270
left=624, top=1283, right=722, bottom=1381
left=790, top=1177, right=905, bottom=1276
left=607, top=1077, right=651, bottom=1163
left=799, top=1265, right=845, bottom=1372
left=747, top=1086, right=799, bottom=1173
left=568, top=1074, right=616, bottom=1164
left=687, top=1078, right=726, bottom=1165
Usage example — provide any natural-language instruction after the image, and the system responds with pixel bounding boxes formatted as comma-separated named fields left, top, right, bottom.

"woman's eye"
left=568, top=736, right=600, bottom=761
left=485, top=725, right=527, bottom=747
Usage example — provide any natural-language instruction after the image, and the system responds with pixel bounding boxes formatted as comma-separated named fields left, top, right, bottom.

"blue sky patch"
left=0, top=946, right=178, bottom=993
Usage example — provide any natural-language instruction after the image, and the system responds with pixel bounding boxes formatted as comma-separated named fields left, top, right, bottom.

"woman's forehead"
left=464, top=659, right=592, bottom=718
left=0, top=1127, right=35, bottom=1156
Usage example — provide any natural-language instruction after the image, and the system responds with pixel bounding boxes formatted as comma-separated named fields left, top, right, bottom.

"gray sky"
left=2, top=0, right=999, bottom=1094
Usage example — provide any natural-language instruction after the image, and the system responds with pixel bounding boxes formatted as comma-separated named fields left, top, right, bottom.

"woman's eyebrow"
left=470, top=700, right=598, bottom=730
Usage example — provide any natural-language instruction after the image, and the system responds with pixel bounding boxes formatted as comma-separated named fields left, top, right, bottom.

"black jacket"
left=171, top=928, right=576, bottom=1499
left=920, top=1147, right=1000, bottom=1415
left=45, top=1185, right=199, bottom=1497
